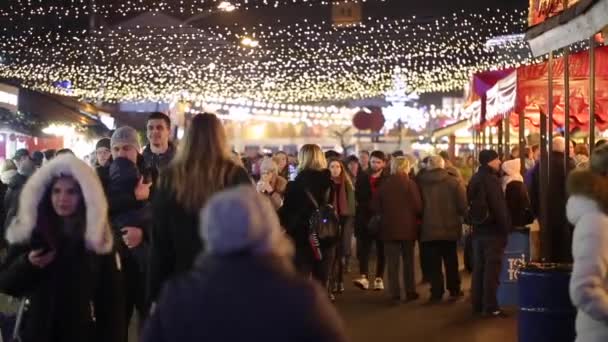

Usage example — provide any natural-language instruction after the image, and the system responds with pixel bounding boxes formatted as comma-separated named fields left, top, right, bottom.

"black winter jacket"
left=505, top=181, right=533, bottom=228
left=354, top=169, right=388, bottom=238
left=142, top=143, right=176, bottom=188
left=278, top=169, right=332, bottom=247
left=107, top=157, right=152, bottom=274
left=0, top=240, right=125, bottom=342
left=3, top=174, right=28, bottom=236
left=147, top=163, right=252, bottom=304
left=467, top=165, right=511, bottom=237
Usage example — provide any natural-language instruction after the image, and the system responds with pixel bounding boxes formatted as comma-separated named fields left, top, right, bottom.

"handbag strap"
left=305, top=190, right=319, bottom=209
left=12, top=298, right=27, bottom=342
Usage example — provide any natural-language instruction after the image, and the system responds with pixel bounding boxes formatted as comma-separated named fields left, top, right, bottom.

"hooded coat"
left=417, top=168, right=467, bottom=242
left=502, top=159, right=533, bottom=228
left=567, top=170, right=608, bottom=342
left=0, top=155, right=124, bottom=342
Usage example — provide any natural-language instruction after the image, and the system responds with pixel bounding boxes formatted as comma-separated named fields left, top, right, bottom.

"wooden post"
left=448, top=134, right=456, bottom=160
left=590, top=37, right=596, bottom=147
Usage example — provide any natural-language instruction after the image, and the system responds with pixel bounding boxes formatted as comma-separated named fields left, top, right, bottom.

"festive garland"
left=0, top=7, right=533, bottom=103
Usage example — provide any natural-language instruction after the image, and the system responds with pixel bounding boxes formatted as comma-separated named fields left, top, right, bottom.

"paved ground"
left=335, top=267, right=518, bottom=342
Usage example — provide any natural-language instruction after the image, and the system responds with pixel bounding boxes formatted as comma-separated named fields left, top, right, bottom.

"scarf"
left=332, top=177, right=350, bottom=217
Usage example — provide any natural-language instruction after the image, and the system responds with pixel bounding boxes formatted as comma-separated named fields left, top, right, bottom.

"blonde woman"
left=147, top=113, right=252, bottom=306
left=256, top=157, right=288, bottom=210
left=279, top=145, right=335, bottom=298
left=373, top=157, right=422, bottom=303
left=327, top=158, right=356, bottom=294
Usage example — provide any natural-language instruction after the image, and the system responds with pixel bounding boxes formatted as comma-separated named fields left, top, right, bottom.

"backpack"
left=466, top=179, right=490, bottom=226
left=305, top=190, right=340, bottom=243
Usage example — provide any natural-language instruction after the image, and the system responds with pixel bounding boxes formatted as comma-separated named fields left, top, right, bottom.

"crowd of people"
left=1, top=110, right=608, bottom=341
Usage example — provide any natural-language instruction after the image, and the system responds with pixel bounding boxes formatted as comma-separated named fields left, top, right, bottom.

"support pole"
left=505, top=115, right=511, bottom=159
left=564, top=47, right=571, bottom=169
left=519, top=112, right=526, bottom=175
left=498, top=120, right=504, bottom=160
left=590, top=37, right=596, bottom=147
left=539, top=113, right=549, bottom=260
left=547, top=52, right=554, bottom=187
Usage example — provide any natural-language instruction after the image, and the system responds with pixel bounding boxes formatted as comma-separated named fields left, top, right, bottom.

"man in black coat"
left=528, top=136, right=575, bottom=262
left=108, top=126, right=152, bottom=334
left=468, top=149, right=511, bottom=318
left=353, top=150, right=388, bottom=291
left=3, top=149, right=35, bottom=235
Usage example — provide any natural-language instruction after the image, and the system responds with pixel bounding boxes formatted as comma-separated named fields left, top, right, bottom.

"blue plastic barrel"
left=498, top=229, right=530, bottom=307
left=518, top=263, right=576, bottom=342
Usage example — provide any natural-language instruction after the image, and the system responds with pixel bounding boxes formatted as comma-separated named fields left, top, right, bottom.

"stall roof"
left=18, top=89, right=106, bottom=127
left=526, top=0, right=608, bottom=56
left=431, top=119, right=470, bottom=139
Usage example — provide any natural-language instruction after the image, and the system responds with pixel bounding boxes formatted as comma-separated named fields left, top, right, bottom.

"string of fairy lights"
left=0, top=0, right=385, bottom=19
left=0, top=5, right=534, bottom=105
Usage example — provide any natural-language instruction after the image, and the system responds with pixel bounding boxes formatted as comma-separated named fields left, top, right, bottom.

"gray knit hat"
left=200, top=185, right=293, bottom=257
left=111, top=126, right=140, bottom=151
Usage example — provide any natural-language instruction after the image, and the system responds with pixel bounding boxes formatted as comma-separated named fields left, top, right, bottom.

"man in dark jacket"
left=353, top=150, right=388, bottom=291
left=142, top=186, right=348, bottom=342
left=528, top=136, right=575, bottom=262
left=468, top=149, right=511, bottom=318
left=108, top=126, right=152, bottom=333
left=418, top=156, right=467, bottom=302
left=142, top=112, right=175, bottom=187
left=95, top=137, right=112, bottom=192
left=3, top=149, right=35, bottom=234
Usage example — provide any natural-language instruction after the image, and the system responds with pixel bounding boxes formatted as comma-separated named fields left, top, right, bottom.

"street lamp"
left=241, top=36, right=259, bottom=48
left=217, top=1, right=237, bottom=12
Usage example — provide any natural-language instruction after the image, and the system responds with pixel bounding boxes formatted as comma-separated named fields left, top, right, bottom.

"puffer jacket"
left=417, top=168, right=467, bottom=242
left=567, top=169, right=608, bottom=342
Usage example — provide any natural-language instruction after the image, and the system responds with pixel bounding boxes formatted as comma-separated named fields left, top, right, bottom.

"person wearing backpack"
left=467, top=150, right=511, bottom=318
left=279, top=144, right=337, bottom=299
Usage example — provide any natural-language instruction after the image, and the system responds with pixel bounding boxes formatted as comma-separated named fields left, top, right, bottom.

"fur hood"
left=0, top=169, right=17, bottom=185
left=567, top=169, right=608, bottom=216
left=6, top=154, right=113, bottom=254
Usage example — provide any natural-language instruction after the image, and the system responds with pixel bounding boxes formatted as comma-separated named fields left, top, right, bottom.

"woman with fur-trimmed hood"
left=567, top=144, right=608, bottom=342
left=0, top=154, right=125, bottom=342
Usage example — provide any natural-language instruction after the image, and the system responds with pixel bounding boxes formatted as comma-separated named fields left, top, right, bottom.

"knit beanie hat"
left=111, top=126, right=140, bottom=151
left=96, top=138, right=111, bottom=150
left=479, top=150, right=499, bottom=165
left=200, top=186, right=293, bottom=257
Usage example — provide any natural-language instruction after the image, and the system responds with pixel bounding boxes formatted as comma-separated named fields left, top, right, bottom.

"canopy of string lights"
left=0, top=0, right=534, bottom=104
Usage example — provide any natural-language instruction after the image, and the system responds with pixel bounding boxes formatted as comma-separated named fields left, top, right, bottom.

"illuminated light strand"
left=0, top=9, right=536, bottom=103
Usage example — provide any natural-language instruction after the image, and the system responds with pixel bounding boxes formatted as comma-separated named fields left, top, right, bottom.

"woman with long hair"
left=147, top=113, right=252, bottom=307
left=327, top=158, right=356, bottom=294
left=273, top=151, right=289, bottom=180
left=0, top=154, right=124, bottom=342
left=279, top=145, right=335, bottom=297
